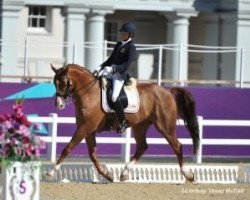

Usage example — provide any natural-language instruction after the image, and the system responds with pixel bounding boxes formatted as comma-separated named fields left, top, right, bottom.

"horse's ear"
left=50, top=63, right=58, bottom=73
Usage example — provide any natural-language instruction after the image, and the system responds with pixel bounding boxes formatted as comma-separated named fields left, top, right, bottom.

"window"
left=105, top=21, right=119, bottom=43
left=28, top=6, right=47, bottom=30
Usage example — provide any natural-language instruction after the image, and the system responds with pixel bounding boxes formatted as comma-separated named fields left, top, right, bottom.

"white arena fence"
left=27, top=114, right=250, bottom=164
left=1, top=39, right=250, bottom=87
left=30, top=114, right=250, bottom=184
left=42, top=163, right=250, bottom=184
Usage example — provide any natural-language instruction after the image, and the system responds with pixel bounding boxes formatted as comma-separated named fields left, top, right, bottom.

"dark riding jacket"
left=100, top=40, right=136, bottom=80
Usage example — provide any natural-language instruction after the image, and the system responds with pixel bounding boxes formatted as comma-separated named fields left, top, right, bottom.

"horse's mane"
left=66, top=64, right=94, bottom=77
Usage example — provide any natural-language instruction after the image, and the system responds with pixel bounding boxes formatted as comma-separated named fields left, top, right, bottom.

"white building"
left=1, top=0, right=250, bottom=85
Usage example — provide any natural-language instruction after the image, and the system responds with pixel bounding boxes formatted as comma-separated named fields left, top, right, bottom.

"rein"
left=76, top=77, right=98, bottom=97
left=55, top=66, right=98, bottom=100
left=68, top=65, right=99, bottom=97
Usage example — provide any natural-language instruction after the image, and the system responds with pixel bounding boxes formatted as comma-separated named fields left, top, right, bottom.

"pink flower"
left=23, top=136, right=31, bottom=145
left=0, top=132, right=5, bottom=141
left=0, top=101, right=46, bottom=163
left=34, top=148, right=40, bottom=157
left=10, top=138, right=18, bottom=145
left=3, top=121, right=13, bottom=129
left=40, top=140, right=46, bottom=149
left=18, top=125, right=30, bottom=136
left=25, top=144, right=34, bottom=157
left=17, top=147, right=23, bottom=156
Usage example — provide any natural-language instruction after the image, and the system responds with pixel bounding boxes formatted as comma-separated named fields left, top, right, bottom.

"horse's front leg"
left=46, top=126, right=87, bottom=179
left=85, top=134, right=114, bottom=182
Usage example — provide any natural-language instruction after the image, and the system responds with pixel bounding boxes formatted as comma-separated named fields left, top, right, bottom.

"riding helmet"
left=119, top=22, right=136, bottom=33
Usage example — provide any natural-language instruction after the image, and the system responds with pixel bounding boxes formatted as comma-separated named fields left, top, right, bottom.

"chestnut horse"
left=47, top=64, right=199, bottom=182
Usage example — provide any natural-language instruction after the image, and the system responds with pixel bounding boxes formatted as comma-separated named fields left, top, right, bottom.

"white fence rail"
left=1, top=39, right=250, bottom=87
left=28, top=114, right=250, bottom=164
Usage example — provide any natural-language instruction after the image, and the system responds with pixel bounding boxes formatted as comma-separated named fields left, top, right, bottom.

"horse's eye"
left=57, top=77, right=67, bottom=89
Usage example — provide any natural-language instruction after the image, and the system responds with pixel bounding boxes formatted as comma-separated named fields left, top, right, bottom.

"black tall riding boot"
left=113, top=99, right=128, bottom=133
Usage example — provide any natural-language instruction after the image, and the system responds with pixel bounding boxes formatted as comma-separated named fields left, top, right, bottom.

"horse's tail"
left=170, top=87, right=200, bottom=155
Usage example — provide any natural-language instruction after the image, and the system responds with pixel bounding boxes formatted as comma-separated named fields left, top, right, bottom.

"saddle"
left=101, top=77, right=140, bottom=113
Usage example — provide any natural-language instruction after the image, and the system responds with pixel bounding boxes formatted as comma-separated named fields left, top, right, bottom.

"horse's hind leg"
left=85, top=134, right=114, bottom=182
left=155, top=119, right=194, bottom=182
left=120, top=123, right=149, bottom=181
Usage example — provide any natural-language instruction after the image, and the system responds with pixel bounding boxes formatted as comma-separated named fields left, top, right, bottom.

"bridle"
left=54, top=65, right=98, bottom=101
left=55, top=75, right=72, bottom=100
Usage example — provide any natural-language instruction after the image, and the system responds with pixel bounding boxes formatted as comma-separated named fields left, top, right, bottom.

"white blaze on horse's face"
left=51, top=64, right=69, bottom=110
left=54, top=78, right=68, bottom=110
left=56, top=96, right=66, bottom=110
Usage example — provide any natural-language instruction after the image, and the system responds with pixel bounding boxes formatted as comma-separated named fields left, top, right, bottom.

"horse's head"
left=51, top=64, right=72, bottom=110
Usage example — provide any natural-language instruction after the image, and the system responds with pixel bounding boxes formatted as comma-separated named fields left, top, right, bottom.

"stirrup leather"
left=117, top=121, right=128, bottom=133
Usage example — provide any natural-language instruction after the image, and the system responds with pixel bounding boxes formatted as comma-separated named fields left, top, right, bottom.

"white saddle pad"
left=101, top=78, right=140, bottom=113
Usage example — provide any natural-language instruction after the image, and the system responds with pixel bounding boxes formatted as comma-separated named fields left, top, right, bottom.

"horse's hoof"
left=43, top=172, right=54, bottom=182
left=185, top=172, right=195, bottom=182
left=105, top=171, right=114, bottom=182
left=120, top=173, right=129, bottom=182
left=181, top=166, right=195, bottom=182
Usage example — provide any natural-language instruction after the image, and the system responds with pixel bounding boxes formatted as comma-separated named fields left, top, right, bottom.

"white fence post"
left=72, top=43, right=76, bottom=64
left=178, top=43, right=183, bottom=86
left=121, top=128, right=132, bottom=163
left=103, top=40, right=108, bottom=62
left=23, top=37, right=28, bottom=82
left=239, top=47, right=244, bottom=88
left=194, top=116, right=203, bottom=164
left=47, top=113, right=58, bottom=162
left=157, top=45, right=163, bottom=86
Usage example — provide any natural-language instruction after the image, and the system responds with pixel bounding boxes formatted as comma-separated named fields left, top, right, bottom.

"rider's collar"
left=121, top=38, right=132, bottom=47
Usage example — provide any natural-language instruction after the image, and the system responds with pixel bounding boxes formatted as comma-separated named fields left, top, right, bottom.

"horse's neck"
left=69, top=67, right=91, bottom=81
left=69, top=68, right=97, bottom=95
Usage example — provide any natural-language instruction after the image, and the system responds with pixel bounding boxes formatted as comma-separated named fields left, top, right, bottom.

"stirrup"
left=117, top=121, right=128, bottom=133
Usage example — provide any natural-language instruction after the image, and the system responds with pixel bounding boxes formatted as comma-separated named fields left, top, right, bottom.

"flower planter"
left=0, top=161, right=40, bottom=200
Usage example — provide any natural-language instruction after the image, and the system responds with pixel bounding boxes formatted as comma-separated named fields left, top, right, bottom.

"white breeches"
left=100, top=66, right=124, bottom=102
left=99, top=66, right=113, bottom=77
left=112, top=76, right=124, bottom=102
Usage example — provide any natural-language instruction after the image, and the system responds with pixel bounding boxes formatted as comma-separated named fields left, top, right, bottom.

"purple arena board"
left=0, top=82, right=250, bottom=158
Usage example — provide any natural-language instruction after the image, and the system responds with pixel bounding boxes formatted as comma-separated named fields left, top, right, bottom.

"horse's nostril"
left=59, top=105, right=64, bottom=109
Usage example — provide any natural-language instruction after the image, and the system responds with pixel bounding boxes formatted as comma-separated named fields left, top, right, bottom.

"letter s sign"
left=19, top=180, right=26, bottom=194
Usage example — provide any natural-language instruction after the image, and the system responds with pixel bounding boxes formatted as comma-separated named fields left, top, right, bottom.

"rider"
left=94, top=22, right=137, bottom=133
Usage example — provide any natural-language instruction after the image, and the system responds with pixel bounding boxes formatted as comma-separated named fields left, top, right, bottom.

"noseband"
left=54, top=65, right=97, bottom=101
left=55, top=77, right=72, bottom=99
